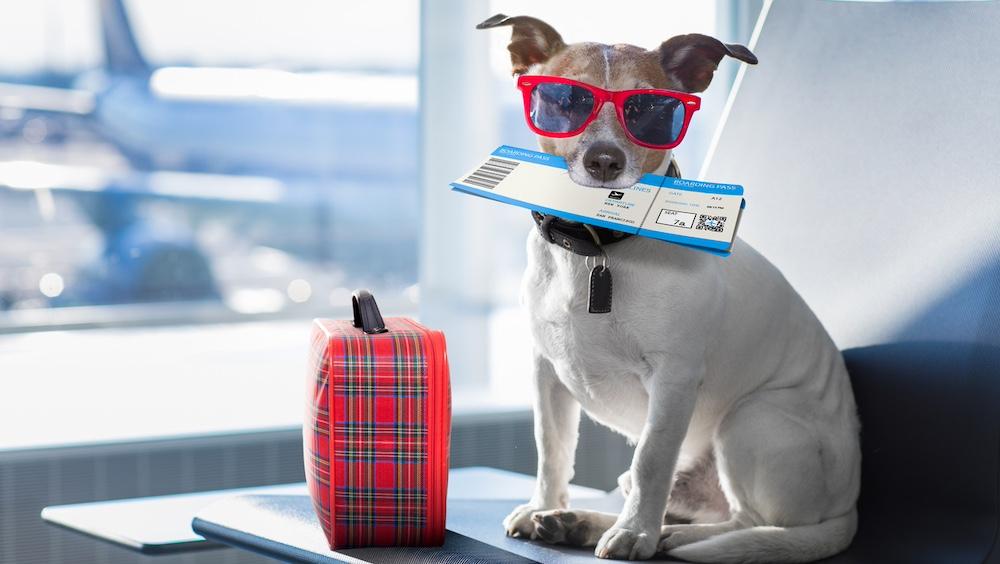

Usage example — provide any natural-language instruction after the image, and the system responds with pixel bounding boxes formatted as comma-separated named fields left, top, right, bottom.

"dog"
left=477, top=14, right=862, bottom=563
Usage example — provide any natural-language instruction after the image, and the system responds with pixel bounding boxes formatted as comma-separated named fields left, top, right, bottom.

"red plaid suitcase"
left=304, top=289, right=451, bottom=549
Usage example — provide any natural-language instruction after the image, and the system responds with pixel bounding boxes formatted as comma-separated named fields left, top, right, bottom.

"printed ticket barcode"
left=463, top=158, right=518, bottom=190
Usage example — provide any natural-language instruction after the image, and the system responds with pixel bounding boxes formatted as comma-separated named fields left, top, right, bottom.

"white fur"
left=505, top=230, right=862, bottom=562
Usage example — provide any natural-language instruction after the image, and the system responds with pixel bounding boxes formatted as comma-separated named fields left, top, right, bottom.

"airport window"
left=0, top=1, right=735, bottom=447
left=0, top=0, right=420, bottom=330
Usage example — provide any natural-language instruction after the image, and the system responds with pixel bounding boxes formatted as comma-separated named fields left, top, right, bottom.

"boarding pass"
left=450, top=145, right=746, bottom=256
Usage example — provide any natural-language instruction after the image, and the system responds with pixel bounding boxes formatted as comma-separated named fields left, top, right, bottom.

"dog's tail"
left=666, top=509, right=857, bottom=564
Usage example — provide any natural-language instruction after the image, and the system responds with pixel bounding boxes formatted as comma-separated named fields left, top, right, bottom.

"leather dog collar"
left=532, top=158, right=682, bottom=257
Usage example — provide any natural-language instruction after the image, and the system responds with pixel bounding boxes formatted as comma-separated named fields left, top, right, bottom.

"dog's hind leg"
left=665, top=451, right=731, bottom=525
left=532, top=509, right=618, bottom=547
left=656, top=517, right=745, bottom=553
left=663, top=393, right=859, bottom=563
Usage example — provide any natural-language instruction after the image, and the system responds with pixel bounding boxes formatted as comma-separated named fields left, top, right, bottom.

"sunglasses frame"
left=516, top=75, right=701, bottom=150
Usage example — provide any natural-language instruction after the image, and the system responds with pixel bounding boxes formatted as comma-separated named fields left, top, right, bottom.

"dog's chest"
left=524, top=237, right=651, bottom=405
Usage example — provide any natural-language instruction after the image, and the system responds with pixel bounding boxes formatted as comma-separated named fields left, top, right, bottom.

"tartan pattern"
left=305, top=318, right=437, bottom=548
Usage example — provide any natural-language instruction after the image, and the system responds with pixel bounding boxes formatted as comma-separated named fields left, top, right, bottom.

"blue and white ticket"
left=450, top=145, right=746, bottom=256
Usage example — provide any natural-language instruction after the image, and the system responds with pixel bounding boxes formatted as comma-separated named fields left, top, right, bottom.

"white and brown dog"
left=478, top=14, right=861, bottom=563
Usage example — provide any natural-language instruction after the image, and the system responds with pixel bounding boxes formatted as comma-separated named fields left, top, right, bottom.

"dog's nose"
left=583, top=144, right=627, bottom=182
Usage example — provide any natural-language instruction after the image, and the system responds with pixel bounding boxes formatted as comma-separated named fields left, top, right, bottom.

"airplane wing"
left=0, top=160, right=287, bottom=204
left=0, top=82, right=96, bottom=116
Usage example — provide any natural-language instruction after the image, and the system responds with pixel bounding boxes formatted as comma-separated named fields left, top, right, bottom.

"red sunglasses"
left=516, top=75, right=701, bottom=150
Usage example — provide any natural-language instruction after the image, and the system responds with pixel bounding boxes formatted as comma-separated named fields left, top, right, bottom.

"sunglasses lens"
left=529, top=83, right=595, bottom=134
left=622, top=94, right=686, bottom=146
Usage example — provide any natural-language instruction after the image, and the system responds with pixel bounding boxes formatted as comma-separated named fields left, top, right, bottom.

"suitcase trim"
left=325, top=333, right=339, bottom=547
left=401, top=318, right=449, bottom=544
left=306, top=320, right=337, bottom=549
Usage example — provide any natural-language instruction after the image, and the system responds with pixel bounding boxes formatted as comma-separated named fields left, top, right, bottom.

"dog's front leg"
left=504, top=354, right=581, bottom=538
left=596, top=355, right=702, bottom=560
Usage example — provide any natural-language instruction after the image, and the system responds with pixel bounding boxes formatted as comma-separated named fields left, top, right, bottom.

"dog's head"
left=478, top=14, right=757, bottom=189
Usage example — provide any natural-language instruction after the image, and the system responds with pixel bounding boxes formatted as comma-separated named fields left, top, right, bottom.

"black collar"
left=532, top=159, right=682, bottom=257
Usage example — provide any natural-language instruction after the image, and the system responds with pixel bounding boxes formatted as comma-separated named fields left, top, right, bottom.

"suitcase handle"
left=352, top=289, right=388, bottom=334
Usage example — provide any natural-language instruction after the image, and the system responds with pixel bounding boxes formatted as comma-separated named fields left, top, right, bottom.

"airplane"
left=0, top=0, right=432, bottom=312
left=2, top=0, right=421, bottom=179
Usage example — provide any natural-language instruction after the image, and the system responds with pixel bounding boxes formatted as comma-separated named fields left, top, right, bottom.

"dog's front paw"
left=595, top=525, right=658, bottom=560
left=503, top=503, right=546, bottom=539
left=531, top=509, right=601, bottom=547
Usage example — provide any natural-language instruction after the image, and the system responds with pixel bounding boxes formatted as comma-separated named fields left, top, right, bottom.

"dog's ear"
left=476, top=14, right=566, bottom=75
left=658, top=34, right=757, bottom=93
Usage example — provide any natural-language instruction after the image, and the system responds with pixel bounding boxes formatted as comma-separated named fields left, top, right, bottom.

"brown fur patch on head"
left=540, top=43, right=608, bottom=85
left=541, top=43, right=677, bottom=90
